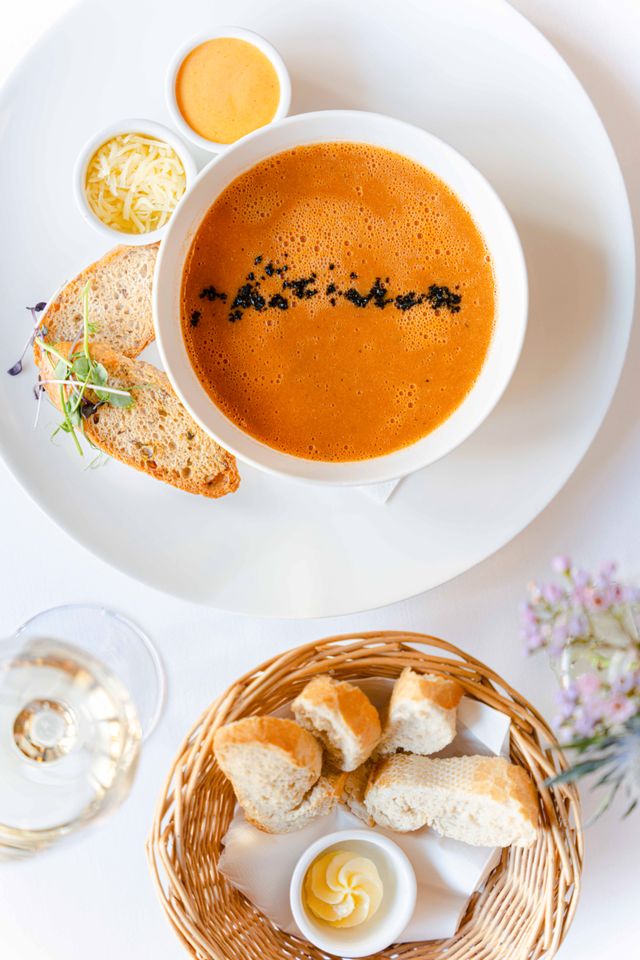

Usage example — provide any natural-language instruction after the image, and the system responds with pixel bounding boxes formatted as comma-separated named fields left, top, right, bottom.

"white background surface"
left=0, top=1, right=638, bottom=958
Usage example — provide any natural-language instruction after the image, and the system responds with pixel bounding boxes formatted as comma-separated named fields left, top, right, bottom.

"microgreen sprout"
left=7, top=302, right=47, bottom=376
left=36, top=282, right=134, bottom=456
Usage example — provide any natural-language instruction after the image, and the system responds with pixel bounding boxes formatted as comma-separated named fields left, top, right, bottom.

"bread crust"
left=391, top=667, right=464, bottom=711
left=214, top=717, right=323, bottom=778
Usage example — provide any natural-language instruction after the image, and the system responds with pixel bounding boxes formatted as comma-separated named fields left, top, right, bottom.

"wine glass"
left=0, top=604, right=164, bottom=858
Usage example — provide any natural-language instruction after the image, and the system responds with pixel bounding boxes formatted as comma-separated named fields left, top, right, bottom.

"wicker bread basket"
left=147, top=631, right=583, bottom=960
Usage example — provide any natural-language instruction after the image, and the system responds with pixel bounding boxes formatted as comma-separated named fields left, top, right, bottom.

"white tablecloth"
left=0, top=1, right=638, bottom=958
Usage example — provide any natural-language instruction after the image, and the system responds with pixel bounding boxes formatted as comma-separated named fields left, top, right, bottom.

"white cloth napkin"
left=359, top=477, right=403, bottom=503
left=218, top=680, right=511, bottom=943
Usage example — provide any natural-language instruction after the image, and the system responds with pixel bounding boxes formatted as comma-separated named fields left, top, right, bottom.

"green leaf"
left=543, top=758, right=610, bottom=788
left=107, top=391, right=134, bottom=408
left=92, top=362, right=108, bottom=386
left=72, top=356, right=91, bottom=379
left=53, top=359, right=68, bottom=381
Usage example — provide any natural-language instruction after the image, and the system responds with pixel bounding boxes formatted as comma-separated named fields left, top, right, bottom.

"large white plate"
left=0, top=0, right=633, bottom=617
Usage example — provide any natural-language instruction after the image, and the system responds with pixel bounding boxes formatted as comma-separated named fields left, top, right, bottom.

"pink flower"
left=525, top=631, right=545, bottom=653
left=541, top=582, right=564, bottom=604
left=572, top=712, right=596, bottom=738
left=611, top=673, right=636, bottom=695
left=584, top=589, right=609, bottom=611
left=567, top=613, right=589, bottom=637
left=598, top=561, right=617, bottom=581
left=552, top=555, right=572, bottom=574
left=575, top=673, right=601, bottom=698
left=601, top=696, right=636, bottom=725
left=573, top=569, right=590, bottom=589
left=609, top=583, right=625, bottom=604
left=519, top=602, right=538, bottom=625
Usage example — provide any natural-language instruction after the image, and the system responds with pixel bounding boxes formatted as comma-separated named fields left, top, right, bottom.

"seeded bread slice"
left=35, top=244, right=157, bottom=360
left=377, top=668, right=464, bottom=757
left=365, top=754, right=538, bottom=846
left=292, top=676, right=382, bottom=772
left=213, top=717, right=323, bottom=813
left=40, top=342, right=239, bottom=498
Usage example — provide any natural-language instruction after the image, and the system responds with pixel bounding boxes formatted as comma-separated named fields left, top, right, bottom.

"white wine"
left=0, top=636, right=141, bottom=857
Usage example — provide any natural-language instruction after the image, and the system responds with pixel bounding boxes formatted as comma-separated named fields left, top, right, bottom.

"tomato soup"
left=181, top=142, right=495, bottom=462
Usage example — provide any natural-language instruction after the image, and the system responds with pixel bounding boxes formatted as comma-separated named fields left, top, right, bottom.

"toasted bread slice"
left=40, top=342, right=239, bottom=498
left=291, top=676, right=382, bottom=771
left=377, top=668, right=464, bottom=757
left=365, top=754, right=538, bottom=846
left=36, top=244, right=157, bottom=361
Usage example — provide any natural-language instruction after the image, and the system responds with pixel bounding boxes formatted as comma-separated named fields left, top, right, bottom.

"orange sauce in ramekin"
left=175, top=38, right=280, bottom=144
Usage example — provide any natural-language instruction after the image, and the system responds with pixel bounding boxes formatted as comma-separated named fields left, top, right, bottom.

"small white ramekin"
left=165, top=27, right=292, bottom=154
left=289, top=829, right=417, bottom=958
left=73, top=118, right=197, bottom=246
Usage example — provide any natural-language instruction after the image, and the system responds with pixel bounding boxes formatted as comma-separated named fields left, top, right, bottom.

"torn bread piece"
left=213, top=717, right=322, bottom=813
left=377, top=667, right=463, bottom=756
left=292, top=675, right=381, bottom=772
left=242, top=766, right=347, bottom=834
left=365, top=754, right=538, bottom=847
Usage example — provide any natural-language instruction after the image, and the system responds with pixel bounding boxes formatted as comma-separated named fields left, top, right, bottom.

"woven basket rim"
left=147, top=631, right=583, bottom=960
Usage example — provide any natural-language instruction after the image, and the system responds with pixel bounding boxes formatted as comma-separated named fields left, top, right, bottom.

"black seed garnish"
left=254, top=255, right=263, bottom=264
left=194, top=264, right=462, bottom=326
left=268, top=294, right=289, bottom=310
left=425, top=284, right=462, bottom=313
left=343, top=287, right=370, bottom=308
left=370, top=278, right=393, bottom=309
left=199, top=285, right=227, bottom=302
left=395, top=291, right=423, bottom=312
left=228, top=281, right=267, bottom=321
left=283, top=275, right=318, bottom=299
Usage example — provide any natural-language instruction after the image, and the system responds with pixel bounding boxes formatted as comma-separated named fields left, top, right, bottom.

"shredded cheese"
left=85, top=133, right=186, bottom=234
